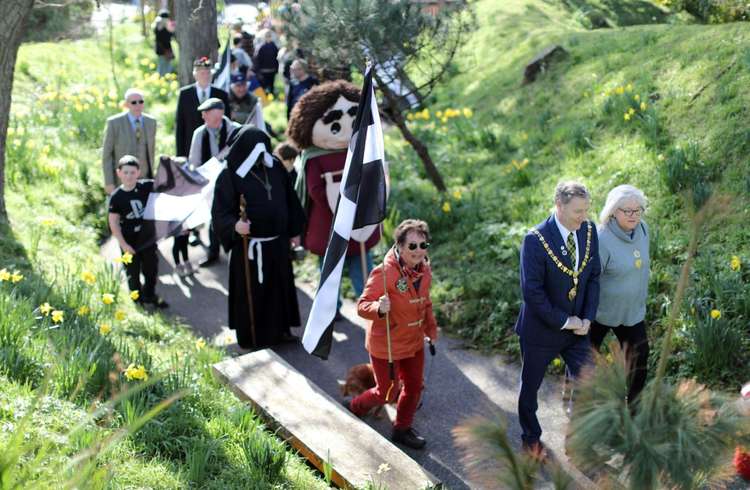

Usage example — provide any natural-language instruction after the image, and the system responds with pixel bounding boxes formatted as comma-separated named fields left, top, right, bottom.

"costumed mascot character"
left=211, top=125, right=305, bottom=349
left=288, top=80, right=384, bottom=315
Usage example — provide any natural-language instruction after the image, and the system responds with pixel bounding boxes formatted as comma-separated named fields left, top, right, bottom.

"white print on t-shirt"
left=126, top=200, right=145, bottom=220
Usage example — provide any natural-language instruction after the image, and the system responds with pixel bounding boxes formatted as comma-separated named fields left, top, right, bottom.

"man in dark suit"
left=175, top=57, right=230, bottom=158
left=515, top=181, right=600, bottom=460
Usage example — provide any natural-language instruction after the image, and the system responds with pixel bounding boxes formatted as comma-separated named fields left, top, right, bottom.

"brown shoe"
left=522, top=440, right=548, bottom=462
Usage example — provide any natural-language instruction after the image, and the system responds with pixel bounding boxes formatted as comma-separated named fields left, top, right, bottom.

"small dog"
left=339, top=363, right=400, bottom=418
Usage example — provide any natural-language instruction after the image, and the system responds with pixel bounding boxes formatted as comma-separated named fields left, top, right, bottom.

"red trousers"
left=351, top=349, right=424, bottom=430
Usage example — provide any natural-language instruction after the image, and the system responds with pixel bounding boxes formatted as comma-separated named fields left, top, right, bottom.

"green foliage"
left=568, top=346, right=750, bottom=488
left=669, top=0, right=750, bottom=22
left=25, top=1, right=94, bottom=42
left=0, top=23, right=327, bottom=489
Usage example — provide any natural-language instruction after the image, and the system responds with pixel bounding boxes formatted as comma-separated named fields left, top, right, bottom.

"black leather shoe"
left=199, top=254, right=219, bottom=267
left=391, top=427, right=426, bottom=449
left=141, top=296, right=169, bottom=309
left=279, top=332, right=298, bottom=343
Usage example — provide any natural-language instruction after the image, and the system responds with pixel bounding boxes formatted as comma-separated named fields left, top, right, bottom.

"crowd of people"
left=102, top=18, right=652, bottom=455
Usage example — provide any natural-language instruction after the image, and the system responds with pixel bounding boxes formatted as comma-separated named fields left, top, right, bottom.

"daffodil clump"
left=406, top=106, right=473, bottom=124
left=0, top=268, right=24, bottom=284
left=601, top=82, right=652, bottom=125
left=123, top=363, right=149, bottom=382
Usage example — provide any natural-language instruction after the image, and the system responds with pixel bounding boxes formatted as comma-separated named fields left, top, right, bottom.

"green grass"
left=386, top=0, right=750, bottom=387
left=1, top=24, right=327, bottom=490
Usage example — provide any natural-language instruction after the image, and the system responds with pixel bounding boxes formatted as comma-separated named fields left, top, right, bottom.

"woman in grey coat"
left=591, top=185, right=650, bottom=406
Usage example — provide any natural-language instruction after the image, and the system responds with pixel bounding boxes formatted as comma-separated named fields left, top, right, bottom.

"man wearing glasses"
left=102, top=88, right=156, bottom=195
left=514, top=181, right=601, bottom=461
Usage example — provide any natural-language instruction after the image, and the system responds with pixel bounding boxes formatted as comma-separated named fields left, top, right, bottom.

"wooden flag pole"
left=359, top=241, right=368, bottom=291
left=239, top=195, right=257, bottom=348
left=383, top=250, right=396, bottom=402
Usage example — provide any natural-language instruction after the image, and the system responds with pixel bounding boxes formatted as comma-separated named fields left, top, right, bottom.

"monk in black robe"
left=212, top=126, right=305, bottom=349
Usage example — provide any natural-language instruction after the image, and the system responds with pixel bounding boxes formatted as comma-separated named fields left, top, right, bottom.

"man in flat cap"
left=175, top=57, right=230, bottom=158
left=188, top=97, right=241, bottom=267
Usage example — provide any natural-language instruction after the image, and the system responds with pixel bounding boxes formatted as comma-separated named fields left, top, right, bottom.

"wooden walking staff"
left=239, top=195, right=257, bottom=348
left=383, top=262, right=396, bottom=402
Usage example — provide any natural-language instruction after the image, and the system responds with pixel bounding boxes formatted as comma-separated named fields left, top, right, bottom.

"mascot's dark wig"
left=286, top=80, right=360, bottom=149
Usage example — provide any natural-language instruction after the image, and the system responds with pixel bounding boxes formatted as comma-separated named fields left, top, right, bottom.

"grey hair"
left=598, top=184, right=647, bottom=225
left=123, top=87, right=144, bottom=101
left=554, top=181, right=590, bottom=205
left=290, top=58, right=308, bottom=73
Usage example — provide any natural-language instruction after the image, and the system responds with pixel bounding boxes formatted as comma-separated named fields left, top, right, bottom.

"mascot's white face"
left=311, top=95, right=359, bottom=150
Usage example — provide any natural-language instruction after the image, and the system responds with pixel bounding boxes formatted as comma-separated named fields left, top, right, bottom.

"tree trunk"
left=374, top=72, right=446, bottom=193
left=0, top=0, right=35, bottom=221
left=174, top=0, right=218, bottom=86
left=139, top=0, right=146, bottom=38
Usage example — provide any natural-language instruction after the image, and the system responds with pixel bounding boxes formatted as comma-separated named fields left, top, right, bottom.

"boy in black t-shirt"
left=108, top=155, right=168, bottom=309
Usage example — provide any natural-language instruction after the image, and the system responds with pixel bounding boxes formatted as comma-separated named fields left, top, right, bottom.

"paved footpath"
left=104, top=236, right=594, bottom=489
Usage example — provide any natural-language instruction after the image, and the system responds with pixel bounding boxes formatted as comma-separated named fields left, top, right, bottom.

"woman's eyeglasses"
left=618, top=207, right=643, bottom=217
left=407, top=241, right=430, bottom=251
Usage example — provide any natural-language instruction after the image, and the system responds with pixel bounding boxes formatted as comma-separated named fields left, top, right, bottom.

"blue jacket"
left=514, top=216, right=601, bottom=346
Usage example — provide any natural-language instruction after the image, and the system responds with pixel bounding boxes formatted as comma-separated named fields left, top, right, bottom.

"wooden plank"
left=213, top=349, right=439, bottom=490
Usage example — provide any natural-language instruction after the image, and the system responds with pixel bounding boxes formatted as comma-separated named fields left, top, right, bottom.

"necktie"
left=134, top=118, right=142, bottom=141
left=200, top=88, right=206, bottom=103
left=566, top=232, right=577, bottom=267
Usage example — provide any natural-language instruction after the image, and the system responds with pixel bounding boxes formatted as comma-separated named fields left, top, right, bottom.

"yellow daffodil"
left=420, top=108, right=429, bottom=120
left=130, top=290, right=140, bottom=301
left=634, top=94, right=640, bottom=101
left=552, top=357, right=562, bottom=368
left=11, top=272, right=23, bottom=283
left=51, top=310, right=64, bottom=324
left=102, top=293, right=115, bottom=305
left=628, top=108, right=636, bottom=115
left=406, top=113, right=414, bottom=121
left=452, top=190, right=462, bottom=200
left=640, top=102, right=647, bottom=111
left=99, top=323, right=112, bottom=335
left=124, top=363, right=148, bottom=381
left=120, top=252, right=133, bottom=265
left=730, top=255, right=741, bottom=271
left=114, top=310, right=126, bottom=321
left=440, top=117, right=448, bottom=124
left=657, top=154, right=665, bottom=161
left=0, top=269, right=11, bottom=282
left=615, top=86, right=624, bottom=95
left=462, top=107, right=473, bottom=118
left=710, top=309, right=721, bottom=320
left=40, top=302, right=53, bottom=315
left=624, top=113, right=631, bottom=121
left=442, top=201, right=451, bottom=213
left=195, top=338, right=206, bottom=350
left=81, top=271, right=96, bottom=285
left=625, top=83, right=633, bottom=92
left=267, top=93, right=275, bottom=101
left=77, top=305, right=90, bottom=316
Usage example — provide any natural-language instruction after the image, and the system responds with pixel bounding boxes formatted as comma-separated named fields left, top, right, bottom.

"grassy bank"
left=1, top=24, right=326, bottom=489
left=386, top=0, right=750, bottom=388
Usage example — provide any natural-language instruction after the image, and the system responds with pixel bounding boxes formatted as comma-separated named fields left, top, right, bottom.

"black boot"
left=391, top=427, right=426, bottom=449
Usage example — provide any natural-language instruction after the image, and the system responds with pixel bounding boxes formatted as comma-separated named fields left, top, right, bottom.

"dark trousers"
left=260, top=71, right=276, bottom=95
left=172, top=234, right=189, bottom=265
left=123, top=244, right=158, bottom=299
left=518, top=335, right=591, bottom=444
left=351, top=349, right=424, bottom=430
left=589, top=320, right=649, bottom=405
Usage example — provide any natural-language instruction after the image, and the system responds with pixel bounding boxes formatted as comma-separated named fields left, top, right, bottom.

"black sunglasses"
left=129, top=100, right=145, bottom=105
left=407, top=241, right=430, bottom=251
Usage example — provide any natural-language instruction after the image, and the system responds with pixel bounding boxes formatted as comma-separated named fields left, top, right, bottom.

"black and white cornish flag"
left=212, top=33, right=232, bottom=93
left=302, top=66, right=387, bottom=359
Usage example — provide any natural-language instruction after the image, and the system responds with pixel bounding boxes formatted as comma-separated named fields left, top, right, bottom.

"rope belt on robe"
left=247, top=236, right=278, bottom=284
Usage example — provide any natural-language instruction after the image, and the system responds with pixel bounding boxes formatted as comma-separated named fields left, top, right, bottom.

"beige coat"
left=101, top=112, right=156, bottom=186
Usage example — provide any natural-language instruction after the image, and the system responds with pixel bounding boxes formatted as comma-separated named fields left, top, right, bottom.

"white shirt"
left=553, top=213, right=579, bottom=269
left=195, top=84, right=210, bottom=103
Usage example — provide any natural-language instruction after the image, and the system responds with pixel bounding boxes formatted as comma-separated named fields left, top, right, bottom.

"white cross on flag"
left=302, top=65, right=388, bottom=359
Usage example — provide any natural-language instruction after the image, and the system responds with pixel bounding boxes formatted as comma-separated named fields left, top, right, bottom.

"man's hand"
left=119, top=242, right=135, bottom=255
left=562, top=316, right=583, bottom=331
left=235, top=219, right=250, bottom=236
left=377, top=295, right=391, bottom=315
left=573, top=319, right=591, bottom=336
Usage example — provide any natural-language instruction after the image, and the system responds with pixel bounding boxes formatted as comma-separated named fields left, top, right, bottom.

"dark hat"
left=197, top=97, right=225, bottom=112
left=158, top=9, right=169, bottom=18
left=193, top=57, right=212, bottom=69
left=230, top=73, right=247, bottom=85
left=225, top=125, right=272, bottom=172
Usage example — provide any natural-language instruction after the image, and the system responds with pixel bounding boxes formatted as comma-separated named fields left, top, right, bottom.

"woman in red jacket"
left=346, top=219, right=438, bottom=449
